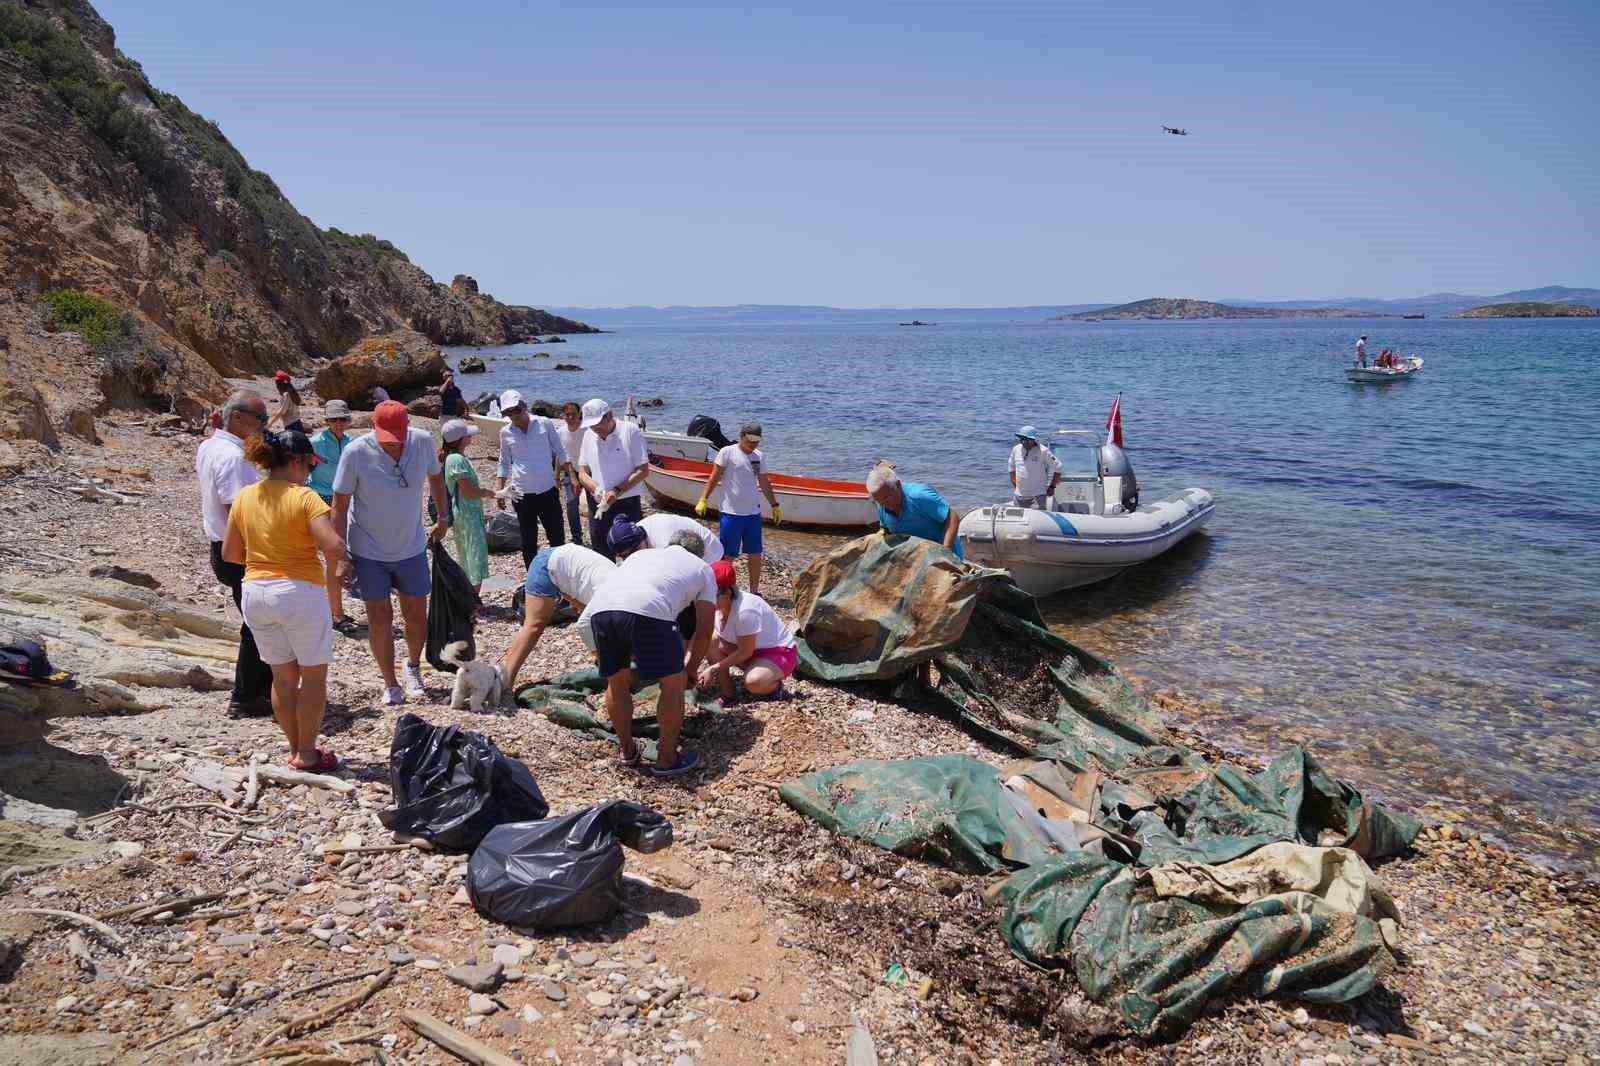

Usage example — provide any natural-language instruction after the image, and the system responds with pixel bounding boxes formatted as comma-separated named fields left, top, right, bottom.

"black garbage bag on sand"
left=378, top=714, right=549, bottom=851
left=468, top=801, right=674, bottom=929
left=425, top=542, right=482, bottom=673
left=485, top=511, right=522, bottom=554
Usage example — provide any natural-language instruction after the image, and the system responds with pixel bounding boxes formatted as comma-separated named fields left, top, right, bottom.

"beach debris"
left=379, top=713, right=548, bottom=851
left=401, top=1008, right=522, bottom=1066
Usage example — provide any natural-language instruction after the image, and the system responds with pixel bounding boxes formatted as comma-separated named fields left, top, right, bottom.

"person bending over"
left=502, top=541, right=619, bottom=688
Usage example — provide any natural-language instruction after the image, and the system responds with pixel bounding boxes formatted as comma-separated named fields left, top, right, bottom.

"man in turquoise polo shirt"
left=866, top=462, right=963, bottom=559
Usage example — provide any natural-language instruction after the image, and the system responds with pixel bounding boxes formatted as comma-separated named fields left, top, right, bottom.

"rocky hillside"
left=1054, top=298, right=1374, bottom=321
left=0, top=0, right=593, bottom=445
left=1454, top=301, right=1600, bottom=318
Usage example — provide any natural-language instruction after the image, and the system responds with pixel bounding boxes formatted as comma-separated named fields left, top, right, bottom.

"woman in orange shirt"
left=223, top=430, right=351, bottom=772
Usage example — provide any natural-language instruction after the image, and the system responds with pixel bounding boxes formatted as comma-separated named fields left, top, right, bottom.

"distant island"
left=1453, top=302, right=1600, bottom=319
left=1052, top=298, right=1378, bottom=322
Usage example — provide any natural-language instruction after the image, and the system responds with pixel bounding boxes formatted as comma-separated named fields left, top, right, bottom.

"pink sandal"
left=290, top=748, right=340, bottom=773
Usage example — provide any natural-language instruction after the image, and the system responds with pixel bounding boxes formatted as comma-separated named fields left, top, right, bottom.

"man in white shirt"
left=1354, top=336, right=1368, bottom=368
left=502, top=542, right=618, bottom=688
left=1008, top=426, right=1062, bottom=510
left=494, top=389, right=570, bottom=568
left=693, top=422, right=781, bottom=594
left=577, top=517, right=717, bottom=779
left=575, top=398, right=650, bottom=560
left=638, top=513, right=724, bottom=563
left=555, top=401, right=590, bottom=546
left=196, top=390, right=275, bottom=717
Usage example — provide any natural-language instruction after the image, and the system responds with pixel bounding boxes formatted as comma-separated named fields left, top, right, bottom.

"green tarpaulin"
left=515, top=668, right=723, bottom=763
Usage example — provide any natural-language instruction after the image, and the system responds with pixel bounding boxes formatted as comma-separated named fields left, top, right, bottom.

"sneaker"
left=383, top=686, right=405, bottom=706
left=402, top=663, right=426, bottom=699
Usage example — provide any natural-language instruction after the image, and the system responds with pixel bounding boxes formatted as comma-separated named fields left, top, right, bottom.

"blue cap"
left=607, top=515, right=647, bottom=551
left=1016, top=425, right=1038, bottom=441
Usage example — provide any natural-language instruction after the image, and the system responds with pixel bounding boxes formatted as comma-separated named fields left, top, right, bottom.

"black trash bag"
left=425, top=541, right=481, bottom=673
left=378, top=713, right=549, bottom=851
left=485, top=511, right=522, bottom=554
left=467, top=800, right=674, bottom=929
left=685, top=415, right=733, bottom=450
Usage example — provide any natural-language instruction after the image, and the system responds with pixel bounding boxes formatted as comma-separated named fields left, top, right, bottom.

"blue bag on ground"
left=467, top=801, right=673, bottom=929
left=378, top=713, right=548, bottom=851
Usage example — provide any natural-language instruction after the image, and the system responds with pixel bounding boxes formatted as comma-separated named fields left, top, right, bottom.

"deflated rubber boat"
left=958, top=431, right=1214, bottom=596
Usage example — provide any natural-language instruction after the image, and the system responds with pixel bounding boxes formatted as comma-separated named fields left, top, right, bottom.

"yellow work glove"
left=693, top=498, right=708, bottom=517
left=770, top=506, right=783, bottom=526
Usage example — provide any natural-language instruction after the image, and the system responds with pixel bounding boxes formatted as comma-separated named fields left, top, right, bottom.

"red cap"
left=274, top=370, right=292, bottom=384
left=373, top=400, right=409, bottom=444
left=711, top=560, right=737, bottom=590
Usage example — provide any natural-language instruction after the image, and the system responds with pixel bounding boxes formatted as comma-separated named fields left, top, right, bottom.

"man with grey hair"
left=197, top=390, right=276, bottom=717
left=638, top=512, right=724, bottom=564
left=867, top=461, right=963, bottom=559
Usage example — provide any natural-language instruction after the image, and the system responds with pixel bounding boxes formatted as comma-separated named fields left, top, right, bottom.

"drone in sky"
left=1162, top=125, right=1190, bottom=136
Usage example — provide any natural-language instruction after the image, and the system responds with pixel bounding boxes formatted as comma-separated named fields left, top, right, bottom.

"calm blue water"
left=452, top=318, right=1600, bottom=862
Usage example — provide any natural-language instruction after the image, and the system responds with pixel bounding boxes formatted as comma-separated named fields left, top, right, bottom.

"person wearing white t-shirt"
left=575, top=398, right=650, bottom=560
left=576, top=518, right=717, bottom=778
left=638, top=513, right=724, bottom=563
left=693, top=422, right=781, bottom=594
left=502, top=542, right=618, bottom=687
left=1008, top=426, right=1062, bottom=509
left=695, top=560, right=798, bottom=705
left=556, top=401, right=591, bottom=545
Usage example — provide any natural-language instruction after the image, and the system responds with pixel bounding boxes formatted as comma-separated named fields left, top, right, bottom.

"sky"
left=98, top=0, right=1600, bottom=308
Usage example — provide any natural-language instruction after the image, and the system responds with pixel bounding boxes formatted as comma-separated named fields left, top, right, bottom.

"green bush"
left=40, top=289, right=129, bottom=350
left=325, top=227, right=411, bottom=262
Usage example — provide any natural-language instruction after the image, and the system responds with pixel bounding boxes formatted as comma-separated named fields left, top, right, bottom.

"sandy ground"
left=0, top=386, right=1596, bottom=1066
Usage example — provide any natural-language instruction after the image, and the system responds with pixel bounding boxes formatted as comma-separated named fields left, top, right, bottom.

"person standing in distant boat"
left=695, top=422, right=781, bottom=596
left=1008, top=426, right=1061, bottom=510
left=1355, top=335, right=1368, bottom=368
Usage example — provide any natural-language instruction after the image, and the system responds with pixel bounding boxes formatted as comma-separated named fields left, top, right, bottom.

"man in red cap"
left=330, top=401, right=450, bottom=704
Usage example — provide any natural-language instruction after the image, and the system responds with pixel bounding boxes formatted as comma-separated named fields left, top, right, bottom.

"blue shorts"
left=590, top=611, right=685, bottom=683
left=526, top=547, right=561, bottom=601
left=719, top=512, right=763, bottom=557
left=351, top=551, right=430, bottom=602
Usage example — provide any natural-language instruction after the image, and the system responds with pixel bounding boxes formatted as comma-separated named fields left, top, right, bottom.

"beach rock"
left=447, top=961, right=503, bottom=993
left=544, top=336, right=566, bottom=343
left=468, top=992, right=499, bottom=1015
left=452, top=275, right=481, bottom=296
left=407, top=394, right=441, bottom=419
left=0, top=383, right=59, bottom=449
left=543, top=981, right=567, bottom=1002
left=60, top=401, right=100, bottom=444
left=458, top=356, right=488, bottom=374
left=312, top=330, right=447, bottom=406
left=87, top=565, right=159, bottom=589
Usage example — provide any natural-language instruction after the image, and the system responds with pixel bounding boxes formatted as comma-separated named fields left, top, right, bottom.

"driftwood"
left=182, top=763, right=247, bottom=800
left=142, top=984, right=283, bottom=1051
left=98, top=891, right=224, bottom=922
left=254, top=764, right=355, bottom=793
left=401, top=1010, right=522, bottom=1066
left=67, top=932, right=99, bottom=976
left=244, top=756, right=262, bottom=810
left=256, top=966, right=395, bottom=1046
left=5, top=907, right=127, bottom=947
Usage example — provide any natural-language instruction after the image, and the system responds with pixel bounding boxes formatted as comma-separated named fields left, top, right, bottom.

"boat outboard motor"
left=685, top=415, right=734, bottom=450
left=1099, top=442, right=1139, bottom=513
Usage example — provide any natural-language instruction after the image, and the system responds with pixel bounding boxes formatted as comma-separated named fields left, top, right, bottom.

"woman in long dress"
left=439, top=420, right=493, bottom=592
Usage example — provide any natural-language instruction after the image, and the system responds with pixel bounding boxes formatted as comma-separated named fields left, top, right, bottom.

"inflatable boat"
left=958, top=432, right=1214, bottom=596
left=1346, top=357, right=1423, bottom=383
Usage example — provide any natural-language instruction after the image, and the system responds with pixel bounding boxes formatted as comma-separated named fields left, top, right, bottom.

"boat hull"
left=959, top=490, right=1214, bottom=596
left=1346, top=357, right=1424, bottom=383
left=645, top=456, right=879, bottom=529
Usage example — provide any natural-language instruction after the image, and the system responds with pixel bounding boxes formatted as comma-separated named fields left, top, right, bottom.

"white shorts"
left=242, top=578, right=333, bottom=667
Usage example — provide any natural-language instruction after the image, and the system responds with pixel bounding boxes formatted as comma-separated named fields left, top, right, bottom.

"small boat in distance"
left=1346, top=357, right=1424, bottom=383
left=898, top=320, right=934, bottom=326
left=1403, top=313, right=1427, bottom=319
left=645, top=456, right=878, bottom=529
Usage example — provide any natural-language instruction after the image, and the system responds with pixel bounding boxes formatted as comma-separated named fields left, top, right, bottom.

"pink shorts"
left=752, top=645, right=799, bottom=678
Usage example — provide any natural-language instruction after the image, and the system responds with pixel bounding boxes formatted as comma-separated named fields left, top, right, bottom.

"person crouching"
left=696, top=560, right=798, bottom=706
left=575, top=517, right=716, bottom=778
left=222, top=429, right=351, bottom=772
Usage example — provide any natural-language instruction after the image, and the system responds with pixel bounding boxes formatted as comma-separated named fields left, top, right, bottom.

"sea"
left=449, top=318, right=1600, bottom=867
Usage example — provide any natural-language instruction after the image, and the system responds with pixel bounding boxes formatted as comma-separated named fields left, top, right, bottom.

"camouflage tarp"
left=515, top=669, right=723, bottom=764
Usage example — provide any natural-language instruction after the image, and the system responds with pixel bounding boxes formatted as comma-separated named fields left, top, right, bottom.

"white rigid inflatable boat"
left=958, top=432, right=1214, bottom=596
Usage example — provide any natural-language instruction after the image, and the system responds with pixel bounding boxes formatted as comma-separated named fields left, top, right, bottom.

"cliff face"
left=0, top=0, right=593, bottom=428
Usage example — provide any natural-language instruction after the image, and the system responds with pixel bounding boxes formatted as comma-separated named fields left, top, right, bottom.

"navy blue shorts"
left=590, top=611, right=685, bottom=683
left=351, top=551, right=430, bottom=602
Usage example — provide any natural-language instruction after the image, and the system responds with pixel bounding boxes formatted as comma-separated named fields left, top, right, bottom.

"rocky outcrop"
left=458, top=355, right=487, bottom=374
left=0, top=383, right=59, bottom=450
left=0, top=0, right=596, bottom=419
left=311, top=330, right=447, bottom=405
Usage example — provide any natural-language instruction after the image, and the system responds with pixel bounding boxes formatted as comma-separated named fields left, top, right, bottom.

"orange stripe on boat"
left=649, top=456, right=870, bottom=499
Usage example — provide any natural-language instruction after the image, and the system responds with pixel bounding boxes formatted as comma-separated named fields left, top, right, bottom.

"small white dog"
left=440, top=641, right=507, bottom=713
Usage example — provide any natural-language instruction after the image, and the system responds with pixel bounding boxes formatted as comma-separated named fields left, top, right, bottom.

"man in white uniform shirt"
left=495, top=389, right=570, bottom=568
left=638, top=512, right=724, bottom=563
left=577, top=517, right=716, bottom=779
left=1008, top=426, right=1062, bottom=510
left=575, top=398, right=649, bottom=560
left=555, top=401, right=590, bottom=546
left=196, top=390, right=275, bottom=717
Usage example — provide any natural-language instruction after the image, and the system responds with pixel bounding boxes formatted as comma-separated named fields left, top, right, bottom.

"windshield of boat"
left=1052, top=432, right=1102, bottom=479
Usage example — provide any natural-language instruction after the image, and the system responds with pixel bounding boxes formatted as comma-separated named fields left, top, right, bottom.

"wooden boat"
left=645, top=456, right=879, bottom=529
left=1346, top=357, right=1424, bottom=383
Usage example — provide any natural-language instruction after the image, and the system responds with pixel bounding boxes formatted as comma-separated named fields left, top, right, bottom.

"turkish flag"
left=1105, top=393, right=1124, bottom=447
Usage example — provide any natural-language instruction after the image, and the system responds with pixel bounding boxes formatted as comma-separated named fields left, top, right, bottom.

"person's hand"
left=695, top=664, right=717, bottom=689
left=693, top=498, right=708, bottom=518
left=600, top=490, right=617, bottom=513
left=770, top=505, right=783, bottom=526
left=429, top=519, right=449, bottom=543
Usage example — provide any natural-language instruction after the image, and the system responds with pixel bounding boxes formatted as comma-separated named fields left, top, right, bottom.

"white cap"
left=498, top=389, right=525, bottom=412
left=323, top=399, right=351, bottom=419
left=441, top=419, right=479, bottom=443
left=579, top=398, right=611, bottom=429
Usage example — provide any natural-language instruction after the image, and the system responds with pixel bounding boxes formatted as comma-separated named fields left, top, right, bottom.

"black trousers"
left=209, top=541, right=274, bottom=705
left=513, top=486, right=566, bottom=568
left=589, top=496, right=644, bottom=561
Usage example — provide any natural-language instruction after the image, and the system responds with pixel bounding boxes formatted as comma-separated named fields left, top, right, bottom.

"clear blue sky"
left=99, top=0, right=1599, bottom=307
